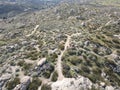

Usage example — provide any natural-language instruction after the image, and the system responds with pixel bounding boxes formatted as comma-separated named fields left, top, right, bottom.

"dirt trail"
left=26, top=25, right=39, bottom=37
left=57, top=33, right=81, bottom=80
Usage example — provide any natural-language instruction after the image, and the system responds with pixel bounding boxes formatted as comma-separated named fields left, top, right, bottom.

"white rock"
left=52, top=76, right=92, bottom=90
left=100, top=82, right=105, bottom=87
left=0, top=73, right=11, bottom=81
left=0, top=74, right=11, bottom=90
left=37, top=58, right=46, bottom=66
left=20, top=76, right=31, bottom=85
left=105, top=86, right=114, bottom=90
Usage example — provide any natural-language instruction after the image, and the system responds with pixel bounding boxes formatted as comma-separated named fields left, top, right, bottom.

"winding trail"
left=57, top=35, right=71, bottom=80
left=57, top=33, right=81, bottom=80
left=26, top=25, right=39, bottom=37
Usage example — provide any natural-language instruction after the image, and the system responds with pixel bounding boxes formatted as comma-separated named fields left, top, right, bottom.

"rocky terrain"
left=0, top=0, right=61, bottom=18
left=0, top=0, right=120, bottom=90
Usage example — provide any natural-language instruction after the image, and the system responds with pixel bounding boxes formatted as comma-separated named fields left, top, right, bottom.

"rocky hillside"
left=0, top=0, right=120, bottom=90
left=0, top=0, right=61, bottom=18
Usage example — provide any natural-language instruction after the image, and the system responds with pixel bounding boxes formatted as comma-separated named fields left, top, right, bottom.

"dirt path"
left=57, top=35, right=70, bottom=80
left=57, top=33, right=81, bottom=80
left=26, top=25, right=39, bottom=37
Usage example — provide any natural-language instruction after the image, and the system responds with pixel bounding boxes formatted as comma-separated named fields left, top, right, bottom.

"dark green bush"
left=27, top=78, right=42, bottom=90
left=17, top=60, right=25, bottom=66
left=69, top=56, right=82, bottom=66
left=81, top=65, right=90, bottom=74
left=26, top=50, right=39, bottom=60
left=6, top=78, right=20, bottom=90
left=58, top=44, right=64, bottom=50
left=42, top=71, right=51, bottom=79
left=87, top=54, right=97, bottom=61
left=41, top=84, right=51, bottom=90
left=67, top=49, right=77, bottom=55
left=51, top=71, right=58, bottom=82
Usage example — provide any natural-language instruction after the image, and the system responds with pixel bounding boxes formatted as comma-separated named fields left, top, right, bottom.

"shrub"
left=87, top=54, right=97, bottom=61
left=81, top=65, right=91, bottom=74
left=0, top=40, right=7, bottom=46
left=42, top=71, right=51, bottom=79
left=88, top=74, right=98, bottom=83
left=62, top=63, right=73, bottom=78
left=27, top=78, right=42, bottom=90
left=26, top=50, right=39, bottom=60
left=23, top=63, right=32, bottom=71
left=69, top=56, right=82, bottom=66
left=17, top=60, right=32, bottom=74
left=47, top=53, right=58, bottom=63
left=10, top=61, right=16, bottom=66
left=17, top=60, right=25, bottom=66
left=6, top=78, right=20, bottom=90
left=67, top=49, right=77, bottom=55
left=58, top=44, right=64, bottom=50
left=41, top=84, right=51, bottom=90
left=92, top=67, right=101, bottom=75
left=51, top=71, right=58, bottom=82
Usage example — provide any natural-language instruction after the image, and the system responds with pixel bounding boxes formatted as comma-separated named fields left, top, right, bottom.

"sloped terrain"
left=0, top=0, right=61, bottom=18
left=0, top=0, right=120, bottom=90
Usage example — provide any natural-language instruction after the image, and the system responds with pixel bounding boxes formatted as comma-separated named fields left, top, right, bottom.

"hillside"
left=0, top=0, right=61, bottom=18
left=0, top=0, right=120, bottom=90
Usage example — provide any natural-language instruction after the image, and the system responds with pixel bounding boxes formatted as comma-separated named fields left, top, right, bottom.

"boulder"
left=21, top=76, right=30, bottom=84
left=105, top=86, right=114, bottom=90
left=52, top=76, right=92, bottom=90
left=37, top=58, right=46, bottom=66
left=0, top=74, right=11, bottom=90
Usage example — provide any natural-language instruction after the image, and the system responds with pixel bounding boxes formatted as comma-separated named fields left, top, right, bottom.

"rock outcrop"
left=51, top=76, right=92, bottom=90
left=14, top=76, right=31, bottom=90
left=0, top=74, right=11, bottom=90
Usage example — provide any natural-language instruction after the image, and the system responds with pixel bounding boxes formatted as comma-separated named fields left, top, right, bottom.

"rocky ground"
left=0, top=0, right=120, bottom=90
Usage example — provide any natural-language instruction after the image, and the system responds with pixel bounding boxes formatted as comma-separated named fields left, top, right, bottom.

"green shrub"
left=69, top=56, right=82, bottom=66
left=88, top=74, right=98, bottom=83
left=81, top=65, right=90, bottom=74
left=23, top=63, right=32, bottom=71
left=58, top=44, right=64, bottom=50
left=18, top=60, right=32, bottom=74
left=0, top=40, right=7, bottom=46
left=87, top=54, right=97, bottom=61
left=10, top=61, right=16, bottom=66
left=17, top=60, right=25, bottom=66
left=67, top=49, right=77, bottom=55
left=47, top=53, right=58, bottom=63
left=62, top=63, right=73, bottom=78
left=51, top=71, right=58, bottom=82
left=41, top=84, right=51, bottom=90
left=26, top=50, right=39, bottom=60
left=27, top=78, right=42, bottom=90
left=92, top=67, right=101, bottom=75
left=6, top=78, right=20, bottom=90
left=42, top=71, right=51, bottom=79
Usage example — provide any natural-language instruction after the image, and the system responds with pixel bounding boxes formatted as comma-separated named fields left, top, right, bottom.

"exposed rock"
left=76, top=16, right=85, bottom=20
left=0, top=74, right=11, bottom=90
left=20, top=76, right=31, bottom=84
left=52, top=76, right=92, bottom=90
left=70, top=9, right=76, bottom=16
left=37, top=58, right=46, bottom=66
left=105, top=86, right=114, bottom=90
left=14, top=76, right=31, bottom=90
left=0, top=29, right=4, bottom=33
left=21, top=41, right=30, bottom=46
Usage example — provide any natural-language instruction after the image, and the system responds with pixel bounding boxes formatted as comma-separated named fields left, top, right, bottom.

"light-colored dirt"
left=57, top=33, right=81, bottom=80
left=26, top=25, right=39, bottom=37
